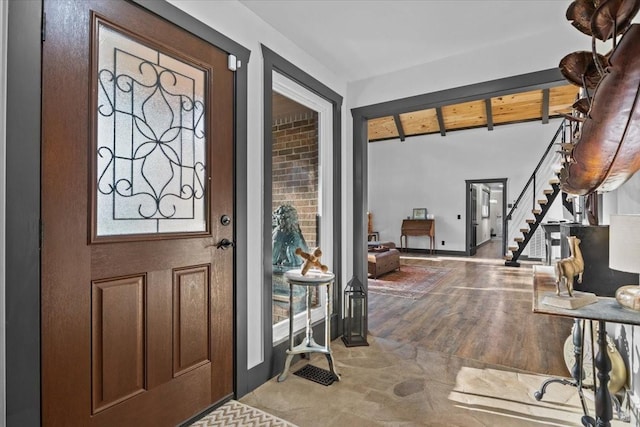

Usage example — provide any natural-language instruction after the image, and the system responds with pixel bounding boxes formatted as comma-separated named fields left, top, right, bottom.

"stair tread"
left=502, top=165, right=560, bottom=261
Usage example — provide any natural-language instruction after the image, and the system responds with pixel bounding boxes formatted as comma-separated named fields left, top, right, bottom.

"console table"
left=533, top=265, right=640, bottom=427
left=400, top=219, right=435, bottom=254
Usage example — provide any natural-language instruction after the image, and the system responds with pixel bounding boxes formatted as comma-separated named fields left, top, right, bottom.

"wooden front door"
left=41, top=1, right=235, bottom=425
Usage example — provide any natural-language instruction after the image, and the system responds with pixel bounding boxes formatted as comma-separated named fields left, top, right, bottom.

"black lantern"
left=342, top=277, right=369, bottom=347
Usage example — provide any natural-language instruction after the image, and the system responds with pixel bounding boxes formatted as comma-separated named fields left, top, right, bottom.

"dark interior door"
left=470, top=186, right=478, bottom=255
left=41, top=1, right=235, bottom=425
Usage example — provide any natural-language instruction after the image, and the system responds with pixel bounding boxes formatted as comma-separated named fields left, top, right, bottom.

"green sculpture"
left=272, top=204, right=309, bottom=273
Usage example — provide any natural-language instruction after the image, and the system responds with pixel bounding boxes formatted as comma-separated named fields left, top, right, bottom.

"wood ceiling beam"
left=484, top=99, right=494, bottom=131
left=541, top=88, right=550, bottom=124
left=436, top=107, right=446, bottom=136
left=393, top=114, right=405, bottom=142
left=352, top=68, right=565, bottom=120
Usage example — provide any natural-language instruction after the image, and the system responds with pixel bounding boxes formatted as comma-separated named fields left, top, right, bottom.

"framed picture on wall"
left=481, top=189, right=490, bottom=218
left=412, top=208, right=427, bottom=219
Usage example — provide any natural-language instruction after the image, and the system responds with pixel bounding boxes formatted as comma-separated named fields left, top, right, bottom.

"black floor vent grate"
left=293, top=364, right=337, bottom=386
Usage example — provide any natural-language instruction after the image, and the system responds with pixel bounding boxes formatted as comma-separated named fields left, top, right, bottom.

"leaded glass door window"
left=94, top=22, right=208, bottom=239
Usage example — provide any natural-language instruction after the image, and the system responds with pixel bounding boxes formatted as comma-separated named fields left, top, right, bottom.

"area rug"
left=368, top=265, right=453, bottom=299
left=189, top=400, right=298, bottom=427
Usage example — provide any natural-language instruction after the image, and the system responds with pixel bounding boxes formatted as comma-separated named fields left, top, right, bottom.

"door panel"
left=91, top=275, right=146, bottom=414
left=173, top=265, right=210, bottom=376
left=41, top=1, right=234, bottom=425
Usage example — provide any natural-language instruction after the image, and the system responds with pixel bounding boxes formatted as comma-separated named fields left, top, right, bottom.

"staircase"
left=504, top=119, right=574, bottom=267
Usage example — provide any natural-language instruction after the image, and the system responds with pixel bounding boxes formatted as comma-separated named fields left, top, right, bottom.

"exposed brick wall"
left=272, top=112, right=319, bottom=247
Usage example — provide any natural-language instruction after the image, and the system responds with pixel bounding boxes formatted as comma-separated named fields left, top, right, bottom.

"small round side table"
left=277, top=269, right=340, bottom=382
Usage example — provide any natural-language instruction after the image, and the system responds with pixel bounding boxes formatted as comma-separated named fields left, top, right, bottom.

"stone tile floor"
left=240, top=336, right=627, bottom=427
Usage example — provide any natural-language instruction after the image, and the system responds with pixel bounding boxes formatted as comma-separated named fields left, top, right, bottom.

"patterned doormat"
left=189, top=400, right=298, bottom=427
left=367, top=265, right=453, bottom=299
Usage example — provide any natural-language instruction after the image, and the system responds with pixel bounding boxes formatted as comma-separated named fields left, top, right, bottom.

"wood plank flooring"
left=240, top=248, right=590, bottom=427
left=368, top=251, right=572, bottom=377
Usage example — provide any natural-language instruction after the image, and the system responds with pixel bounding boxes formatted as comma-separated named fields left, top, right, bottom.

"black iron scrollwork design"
left=97, top=46, right=207, bottom=231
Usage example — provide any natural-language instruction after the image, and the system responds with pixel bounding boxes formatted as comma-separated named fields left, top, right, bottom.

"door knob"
left=216, top=238, right=235, bottom=250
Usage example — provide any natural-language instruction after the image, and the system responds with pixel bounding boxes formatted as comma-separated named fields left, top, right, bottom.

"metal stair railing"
left=504, top=119, right=570, bottom=265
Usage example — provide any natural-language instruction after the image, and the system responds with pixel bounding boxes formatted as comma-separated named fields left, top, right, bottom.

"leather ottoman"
left=368, top=248, right=400, bottom=278
left=368, top=241, right=396, bottom=250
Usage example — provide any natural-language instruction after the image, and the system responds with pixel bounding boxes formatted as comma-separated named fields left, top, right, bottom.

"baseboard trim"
left=400, top=248, right=467, bottom=257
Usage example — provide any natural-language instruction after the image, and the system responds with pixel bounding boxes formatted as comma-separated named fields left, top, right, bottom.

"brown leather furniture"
left=367, top=242, right=400, bottom=278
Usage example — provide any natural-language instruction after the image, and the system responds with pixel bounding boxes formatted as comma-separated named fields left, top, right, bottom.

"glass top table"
left=532, top=265, right=640, bottom=427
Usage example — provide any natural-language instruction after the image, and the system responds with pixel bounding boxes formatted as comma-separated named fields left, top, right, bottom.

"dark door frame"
left=465, top=178, right=508, bottom=257
left=6, top=2, right=41, bottom=423
left=352, top=69, right=568, bottom=287
left=6, top=1, right=250, bottom=423
left=258, top=45, right=343, bottom=390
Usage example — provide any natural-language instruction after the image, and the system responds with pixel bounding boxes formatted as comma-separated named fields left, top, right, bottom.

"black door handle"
left=216, top=238, right=235, bottom=250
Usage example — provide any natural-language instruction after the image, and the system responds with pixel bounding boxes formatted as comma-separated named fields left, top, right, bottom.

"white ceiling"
left=238, top=0, right=573, bottom=82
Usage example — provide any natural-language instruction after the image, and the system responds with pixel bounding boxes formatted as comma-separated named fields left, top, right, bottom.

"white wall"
left=607, top=172, right=640, bottom=216
left=368, top=118, right=564, bottom=252
left=166, top=0, right=349, bottom=370
left=476, top=184, right=491, bottom=245
left=490, top=188, right=503, bottom=238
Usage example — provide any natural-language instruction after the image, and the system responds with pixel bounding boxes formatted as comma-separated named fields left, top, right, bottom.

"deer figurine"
left=555, top=236, right=584, bottom=297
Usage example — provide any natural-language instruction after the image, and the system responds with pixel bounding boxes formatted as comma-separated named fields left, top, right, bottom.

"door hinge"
left=228, top=54, right=240, bottom=72
left=41, top=13, right=46, bottom=42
